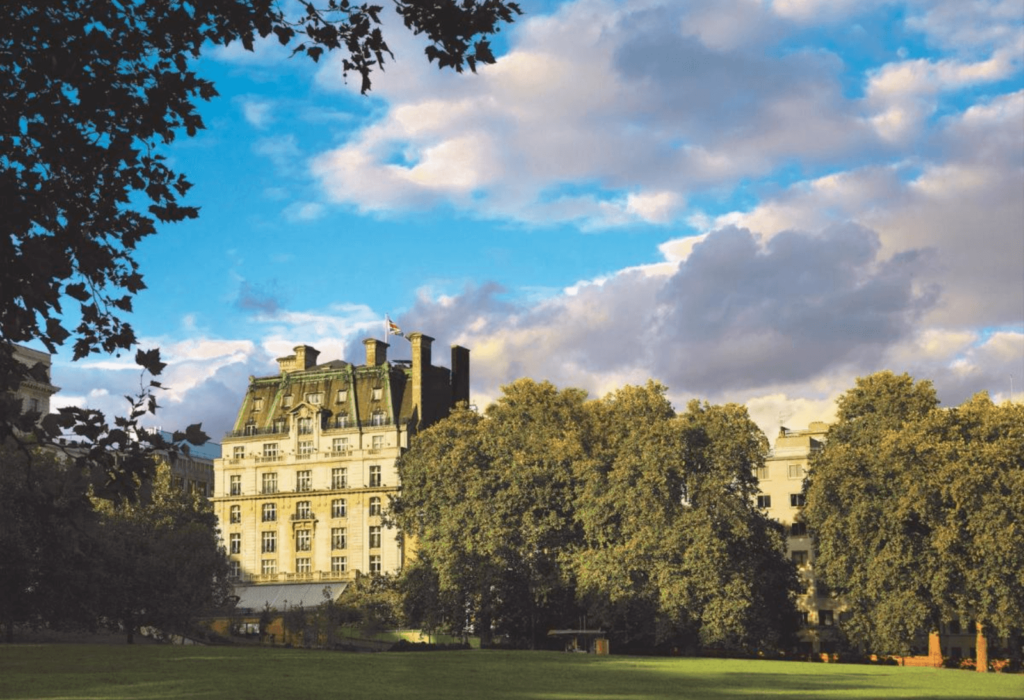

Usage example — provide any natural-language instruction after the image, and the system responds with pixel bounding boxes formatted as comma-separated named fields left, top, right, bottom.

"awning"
left=231, top=581, right=348, bottom=613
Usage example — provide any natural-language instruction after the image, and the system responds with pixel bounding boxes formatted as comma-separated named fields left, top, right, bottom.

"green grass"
left=1, top=645, right=1021, bottom=700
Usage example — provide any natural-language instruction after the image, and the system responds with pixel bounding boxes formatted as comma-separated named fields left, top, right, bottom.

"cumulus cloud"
left=307, top=0, right=875, bottom=226
left=392, top=223, right=942, bottom=425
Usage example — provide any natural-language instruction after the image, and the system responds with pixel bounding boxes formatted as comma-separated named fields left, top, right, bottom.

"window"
left=296, top=470, right=312, bottom=492
left=791, top=550, right=809, bottom=566
left=283, top=394, right=293, bottom=408
left=298, top=440, right=314, bottom=457
left=369, top=526, right=381, bottom=549
left=296, top=529, right=311, bottom=552
left=229, top=475, right=242, bottom=496
left=332, top=437, right=349, bottom=455
left=371, top=411, right=385, bottom=426
left=262, top=503, right=277, bottom=522
left=230, top=505, right=241, bottom=523
left=229, top=561, right=241, bottom=579
left=755, top=465, right=769, bottom=480
left=296, top=558, right=311, bottom=574
left=261, top=559, right=276, bottom=575
left=372, top=387, right=382, bottom=401
left=372, top=435, right=383, bottom=450
left=253, top=397, right=264, bottom=412
left=262, top=531, right=277, bottom=553
left=332, top=467, right=347, bottom=489
left=229, top=533, right=241, bottom=554
left=273, top=418, right=286, bottom=434
left=262, top=472, right=278, bottom=494
left=332, top=499, right=347, bottom=518
left=369, top=497, right=381, bottom=516
left=335, top=414, right=349, bottom=429
left=790, top=493, right=806, bottom=507
left=798, top=611, right=809, bottom=627
left=233, top=446, right=245, bottom=460
left=336, top=389, right=347, bottom=403
left=263, top=443, right=279, bottom=460
left=296, top=501, right=312, bottom=520
left=949, top=620, right=961, bottom=635
left=244, top=421, right=257, bottom=436
left=816, top=581, right=831, bottom=598
left=788, top=463, right=804, bottom=479
left=332, top=556, right=347, bottom=573
left=756, top=495, right=771, bottom=509
left=369, top=465, right=382, bottom=487
left=298, top=417, right=313, bottom=435
left=306, top=392, right=323, bottom=405
left=819, top=610, right=834, bottom=626
left=369, top=555, right=381, bottom=574
left=332, top=527, right=347, bottom=550
left=791, top=522, right=808, bottom=537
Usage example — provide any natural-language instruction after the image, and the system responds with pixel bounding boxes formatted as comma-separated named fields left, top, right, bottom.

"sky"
left=47, top=0, right=1024, bottom=448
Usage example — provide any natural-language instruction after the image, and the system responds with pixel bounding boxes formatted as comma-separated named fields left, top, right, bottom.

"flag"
left=386, top=315, right=403, bottom=337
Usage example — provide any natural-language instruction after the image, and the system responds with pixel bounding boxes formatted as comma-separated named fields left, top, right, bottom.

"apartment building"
left=212, top=333, right=469, bottom=600
left=756, top=421, right=844, bottom=653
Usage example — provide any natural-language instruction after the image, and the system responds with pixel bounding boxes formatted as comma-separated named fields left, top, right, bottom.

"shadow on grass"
left=1, top=646, right=1021, bottom=700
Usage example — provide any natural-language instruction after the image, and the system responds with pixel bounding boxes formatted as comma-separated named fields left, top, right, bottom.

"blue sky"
left=49, top=0, right=1024, bottom=444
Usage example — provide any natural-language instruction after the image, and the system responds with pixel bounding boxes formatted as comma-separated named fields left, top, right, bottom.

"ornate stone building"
left=212, top=333, right=468, bottom=597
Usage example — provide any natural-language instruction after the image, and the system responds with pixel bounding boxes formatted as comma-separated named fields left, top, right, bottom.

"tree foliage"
left=395, top=379, right=798, bottom=651
left=804, top=372, right=1024, bottom=656
left=93, top=459, right=230, bottom=643
left=1, top=0, right=519, bottom=377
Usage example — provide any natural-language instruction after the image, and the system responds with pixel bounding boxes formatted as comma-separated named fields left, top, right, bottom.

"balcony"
left=255, top=454, right=281, bottom=464
left=290, top=512, right=316, bottom=522
left=225, top=425, right=288, bottom=439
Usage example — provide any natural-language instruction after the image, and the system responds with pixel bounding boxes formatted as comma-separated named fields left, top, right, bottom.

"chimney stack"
left=451, top=345, right=470, bottom=406
left=408, top=332, right=434, bottom=428
left=364, top=338, right=389, bottom=366
left=277, top=345, right=320, bottom=374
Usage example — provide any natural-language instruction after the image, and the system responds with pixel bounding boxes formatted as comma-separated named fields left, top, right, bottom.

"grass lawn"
left=1, top=645, right=1021, bottom=700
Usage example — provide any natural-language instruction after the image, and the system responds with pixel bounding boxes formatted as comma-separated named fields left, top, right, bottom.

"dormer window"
left=252, top=397, right=264, bottom=412
left=336, top=389, right=348, bottom=403
left=372, top=387, right=382, bottom=401
left=306, top=392, right=323, bottom=405
left=283, top=395, right=293, bottom=408
left=298, top=417, right=313, bottom=435
left=371, top=411, right=386, bottom=427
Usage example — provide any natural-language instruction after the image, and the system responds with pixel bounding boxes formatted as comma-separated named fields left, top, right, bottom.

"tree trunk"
left=928, top=630, right=942, bottom=668
left=976, top=623, right=988, bottom=673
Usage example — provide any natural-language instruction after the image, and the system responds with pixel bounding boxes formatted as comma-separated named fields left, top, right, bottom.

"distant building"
left=757, top=421, right=845, bottom=654
left=157, top=431, right=220, bottom=498
left=8, top=343, right=60, bottom=420
left=212, top=333, right=469, bottom=600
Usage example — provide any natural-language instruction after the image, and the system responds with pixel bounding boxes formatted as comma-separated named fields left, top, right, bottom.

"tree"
left=803, top=372, right=942, bottom=655
left=395, top=380, right=590, bottom=647
left=1, top=0, right=520, bottom=390
left=0, top=438, right=100, bottom=641
left=928, top=394, right=1024, bottom=670
left=572, top=386, right=798, bottom=652
left=94, top=458, right=229, bottom=643
left=397, top=379, right=798, bottom=652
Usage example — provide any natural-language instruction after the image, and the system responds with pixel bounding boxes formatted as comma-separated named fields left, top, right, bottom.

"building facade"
left=212, top=333, right=468, bottom=589
left=9, top=343, right=59, bottom=420
left=757, top=421, right=845, bottom=654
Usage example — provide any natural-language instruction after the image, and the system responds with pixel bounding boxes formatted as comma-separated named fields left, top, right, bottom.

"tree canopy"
left=394, top=379, right=798, bottom=651
left=804, top=371, right=1024, bottom=659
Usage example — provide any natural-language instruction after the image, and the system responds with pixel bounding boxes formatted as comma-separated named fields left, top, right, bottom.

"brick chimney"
left=364, top=338, right=388, bottom=366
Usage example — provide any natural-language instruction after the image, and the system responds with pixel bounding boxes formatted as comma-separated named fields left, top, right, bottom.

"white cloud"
left=307, top=0, right=872, bottom=227
left=240, top=98, right=275, bottom=129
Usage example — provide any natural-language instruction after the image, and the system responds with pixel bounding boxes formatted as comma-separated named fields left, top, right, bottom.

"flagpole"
left=384, top=314, right=390, bottom=344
